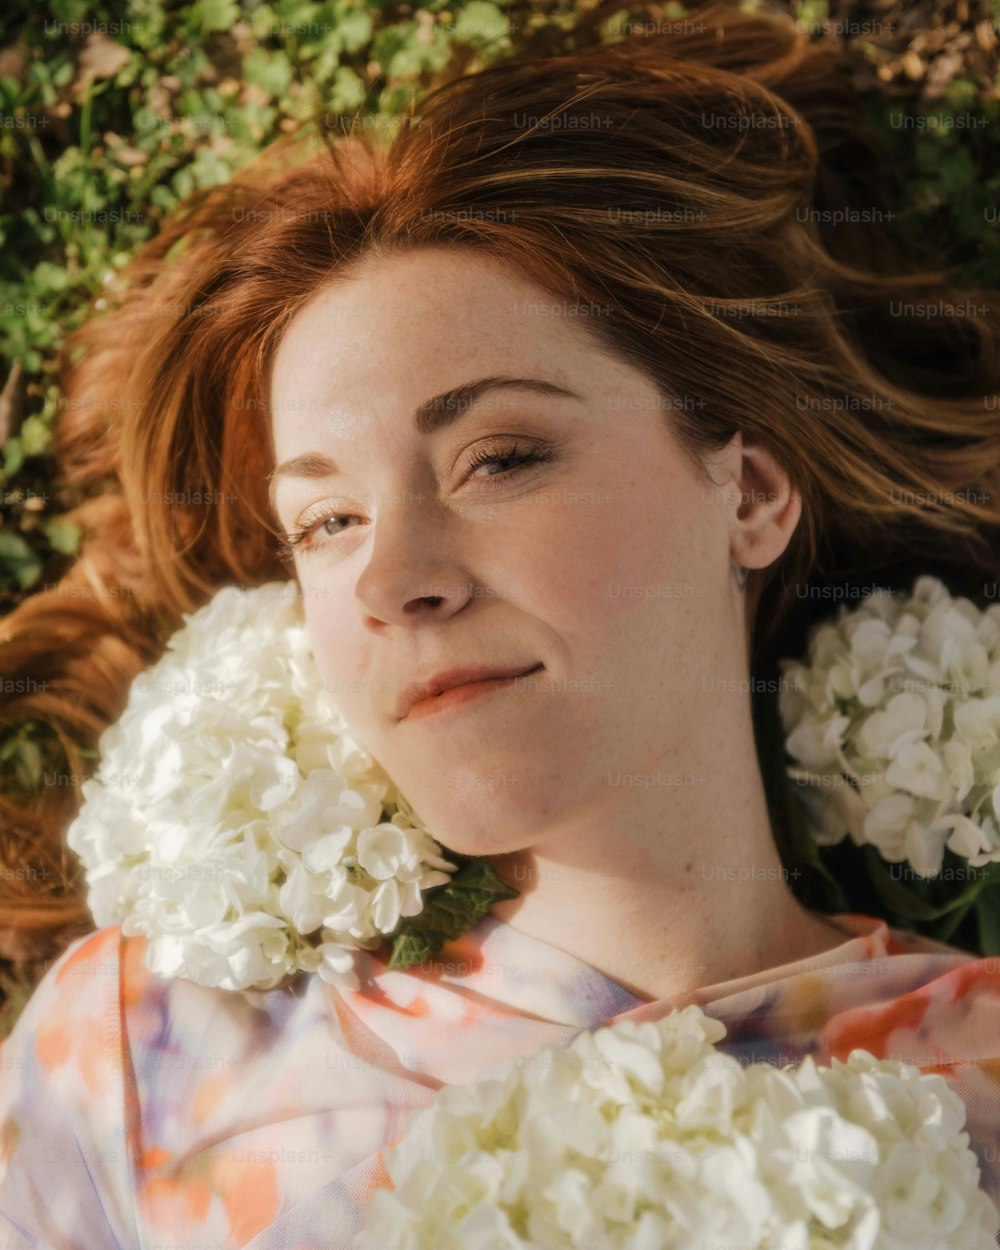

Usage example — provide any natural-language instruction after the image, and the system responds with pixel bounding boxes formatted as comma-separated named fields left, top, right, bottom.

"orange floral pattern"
left=1, top=911, right=998, bottom=1248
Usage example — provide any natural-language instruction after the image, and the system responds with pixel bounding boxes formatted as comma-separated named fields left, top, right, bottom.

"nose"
left=352, top=487, right=477, bottom=627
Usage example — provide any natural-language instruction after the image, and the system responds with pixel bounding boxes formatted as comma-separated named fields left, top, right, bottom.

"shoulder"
left=0, top=924, right=315, bottom=1244
left=0, top=922, right=308, bottom=1103
left=821, top=924, right=1000, bottom=1066
left=0, top=921, right=187, bottom=1150
left=0, top=925, right=142, bottom=1246
left=0, top=924, right=126, bottom=1101
left=817, top=936, right=1000, bottom=1215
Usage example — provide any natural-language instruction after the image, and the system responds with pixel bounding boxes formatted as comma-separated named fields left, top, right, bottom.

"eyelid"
left=283, top=432, right=562, bottom=560
left=291, top=425, right=567, bottom=524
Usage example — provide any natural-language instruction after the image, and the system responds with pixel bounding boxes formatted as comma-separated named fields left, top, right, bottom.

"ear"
left=709, top=432, right=802, bottom=571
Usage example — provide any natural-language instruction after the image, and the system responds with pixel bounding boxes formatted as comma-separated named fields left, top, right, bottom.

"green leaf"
left=42, top=515, right=80, bottom=555
left=0, top=531, right=43, bottom=590
left=243, top=48, right=294, bottom=99
left=30, top=260, right=70, bottom=294
left=172, top=166, right=195, bottom=201
left=3, top=437, right=24, bottom=477
left=934, top=146, right=978, bottom=198
left=453, top=0, right=511, bottom=44
left=274, top=0, right=322, bottom=34
left=862, top=844, right=1000, bottom=924
left=387, top=855, right=520, bottom=969
left=927, top=889, right=983, bottom=945
left=336, top=7, right=374, bottom=55
left=327, top=66, right=365, bottom=114
left=197, top=0, right=241, bottom=33
left=189, top=147, right=235, bottom=190
left=975, top=885, right=1000, bottom=956
left=52, top=59, right=75, bottom=89
left=19, top=414, right=51, bottom=458
left=249, top=4, right=279, bottom=39
left=944, top=77, right=980, bottom=112
left=862, top=846, right=959, bottom=921
left=794, top=0, right=829, bottom=29
left=14, top=739, right=43, bottom=789
left=49, top=0, right=90, bottom=23
left=150, top=185, right=180, bottom=213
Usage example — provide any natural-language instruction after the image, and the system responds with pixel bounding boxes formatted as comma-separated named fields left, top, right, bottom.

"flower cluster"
left=356, top=1001, right=999, bottom=1250
left=779, top=576, right=1000, bottom=878
left=65, top=581, right=459, bottom=992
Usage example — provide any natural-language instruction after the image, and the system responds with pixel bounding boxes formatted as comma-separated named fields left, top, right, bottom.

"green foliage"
left=387, top=853, right=521, bottom=969
left=0, top=0, right=526, bottom=605
left=0, top=719, right=65, bottom=792
left=863, top=88, right=1000, bottom=288
left=2, top=0, right=997, bottom=607
left=0, top=0, right=998, bottom=1023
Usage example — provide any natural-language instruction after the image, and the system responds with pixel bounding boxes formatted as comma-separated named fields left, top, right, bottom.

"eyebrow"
left=267, top=375, right=583, bottom=512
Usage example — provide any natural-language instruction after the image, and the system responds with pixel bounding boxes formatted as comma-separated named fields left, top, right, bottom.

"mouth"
left=400, top=663, right=544, bottom=722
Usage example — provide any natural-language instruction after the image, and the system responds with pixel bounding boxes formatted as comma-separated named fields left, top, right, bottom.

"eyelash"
left=275, top=440, right=555, bottom=561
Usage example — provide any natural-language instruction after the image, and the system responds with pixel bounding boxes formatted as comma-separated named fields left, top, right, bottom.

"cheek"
left=301, top=597, right=376, bottom=720
left=533, top=478, right=708, bottom=644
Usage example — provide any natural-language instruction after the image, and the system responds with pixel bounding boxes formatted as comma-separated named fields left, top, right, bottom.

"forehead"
left=268, top=246, right=606, bottom=451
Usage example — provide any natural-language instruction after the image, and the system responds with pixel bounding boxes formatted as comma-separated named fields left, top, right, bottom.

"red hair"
left=2, top=0, right=998, bottom=986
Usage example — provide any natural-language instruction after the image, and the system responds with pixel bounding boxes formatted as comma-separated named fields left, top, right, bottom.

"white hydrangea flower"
left=780, top=578, right=1000, bottom=878
left=65, top=580, right=458, bottom=992
left=354, top=1003, right=999, bottom=1250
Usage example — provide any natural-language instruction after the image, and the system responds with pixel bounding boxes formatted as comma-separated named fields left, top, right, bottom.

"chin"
left=427, top=830, right=524, bottom=860
left=392, top=762, right=579, bottom=858
left=398, top=800, right=523, bottom=857
left=402, top=792, right=535, bottom=856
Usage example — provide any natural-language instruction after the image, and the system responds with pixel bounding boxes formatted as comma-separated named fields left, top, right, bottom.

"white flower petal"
left=65, top=581, right=458, bottom=992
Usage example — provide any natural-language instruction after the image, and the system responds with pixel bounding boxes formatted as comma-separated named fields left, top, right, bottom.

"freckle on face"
left=269, top=246, right=733, bottom=856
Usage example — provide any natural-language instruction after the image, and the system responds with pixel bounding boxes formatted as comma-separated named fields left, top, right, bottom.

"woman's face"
left=269, top=246, right=747, bottom=856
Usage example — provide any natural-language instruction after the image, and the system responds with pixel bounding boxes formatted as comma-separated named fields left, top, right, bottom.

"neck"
left=486, top=692, right=845, bottom=1002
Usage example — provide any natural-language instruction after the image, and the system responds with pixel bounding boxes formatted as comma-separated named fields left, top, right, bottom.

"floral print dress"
left=1, top=910, right=998, bottom=1249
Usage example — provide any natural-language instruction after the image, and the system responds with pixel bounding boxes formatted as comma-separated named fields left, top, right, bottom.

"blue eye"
left=275, top=440, right=554, bottom=561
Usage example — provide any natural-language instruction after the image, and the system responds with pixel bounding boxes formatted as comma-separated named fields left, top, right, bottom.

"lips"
left=395, top=663, right=543, bottom=721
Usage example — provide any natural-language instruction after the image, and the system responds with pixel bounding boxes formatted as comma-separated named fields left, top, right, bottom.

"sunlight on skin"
left=268, top=246, right=848, bottom=1001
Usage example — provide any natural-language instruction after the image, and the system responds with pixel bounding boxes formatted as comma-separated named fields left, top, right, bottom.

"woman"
left=1, top=2, right=999, bottom=1246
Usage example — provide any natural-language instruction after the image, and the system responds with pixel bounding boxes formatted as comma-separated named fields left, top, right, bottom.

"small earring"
left=734, top=564, right=748, bottom=591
